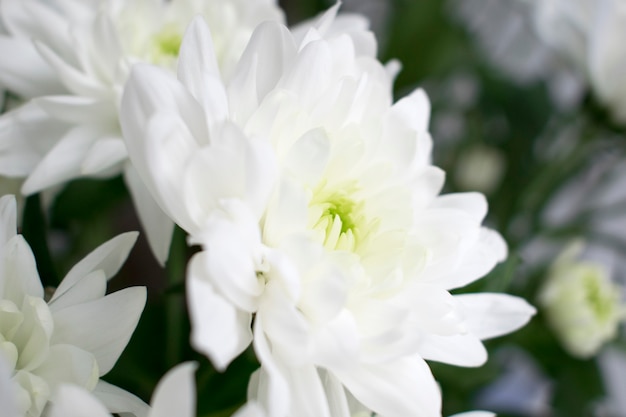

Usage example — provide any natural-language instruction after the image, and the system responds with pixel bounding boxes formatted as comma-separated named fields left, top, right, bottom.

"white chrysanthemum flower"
left=121, top=7, right=535, bottom=417
left=538, top=241, right=626, bottom=358
left=522, top=0, right=626, bottom=123
left=0, top=194, right=148, bottom=417
left=49, top=362, right=264, bottom=417
left=0, top=0, right=284, bottom=263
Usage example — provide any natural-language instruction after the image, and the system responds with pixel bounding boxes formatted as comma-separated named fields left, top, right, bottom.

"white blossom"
left=522, top=0, right=626, bottom=122
left=121, top=6, right=535, bottom=417
left=538, top=241, right=626, bottom=358
left=0, top=194, right=148, bottom=417
left=0, top=0, right=284, bottom=263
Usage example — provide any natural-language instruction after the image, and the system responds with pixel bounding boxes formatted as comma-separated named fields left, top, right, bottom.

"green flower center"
left=583, top=271, right=616, bottom=320
left=309, top=182, right=376, bottom=252
left=151, top=25, right=183, bottom=60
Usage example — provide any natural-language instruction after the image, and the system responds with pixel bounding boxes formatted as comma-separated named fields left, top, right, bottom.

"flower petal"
left=150, top=362, right=197, bottom=417
left=51, top=232, right=138, bottom=303
left=454, top=293, right=536, bottom=340
left=92, top=379, right=149, bottom=417
left=51, top=286, right=147, bottom=374
left=34, top=344, right=99, bottom=391
left=49, top=385, right=111, bottom=417
left=187, top=266, right=252, bottom=371
left=21, top=125, right=101, bottom=194
left=177, top=17, right=228, bottom=125
left=334, top=356, right=442, bottom=417
left=0, top=194, right=17, bottom=246
left=124, top=164, right=174, bottom=265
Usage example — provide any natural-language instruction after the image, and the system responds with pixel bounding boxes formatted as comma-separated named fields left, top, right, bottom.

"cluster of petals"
left=0, top=0, right=284, bottom=262
left=48, top=362, right=264, bottom=417
left=0, top=195, right=147, bottom=417
left=525, top=0, right=626, bottom=122
left=121, top=6, right=535, bottom=417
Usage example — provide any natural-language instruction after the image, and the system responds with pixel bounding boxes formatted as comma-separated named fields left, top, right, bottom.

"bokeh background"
left=14, top=1, right=626, bottom=416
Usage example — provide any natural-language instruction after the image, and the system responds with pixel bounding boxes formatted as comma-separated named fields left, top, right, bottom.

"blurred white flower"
left=49, top=362, right=265, bottom=417
left=0, top=194, right=148, bottom=417
left=522, top=0, right=626, bottom=123
left=538, top=241, right=626, bottom=358
left=449, top=0, right=585, bottom=110
left=0, top=0, right=284, bottom=263
left=121, top=7, right=535, bottom=417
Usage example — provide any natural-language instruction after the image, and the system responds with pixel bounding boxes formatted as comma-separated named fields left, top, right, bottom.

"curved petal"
left=92, top=380, right=149, bottom=417
left=150, top=362, right=197, bottom=417
left=48, top=270, right=107, bottom=312
left=417, top=333, right=488, bottom=367
left=51, top=287, right=147, bottom=374
left=21, top=125, right=101, bottom=194
left=82, top=137, right=128, bottom=175
left=51, top=232, right=138, bottom=303
left=0, top=194, right=17, bottom=246
left=49, top=385, right=111, bottom=417
left=454, top=293, right=536, bottom=340
left=177, top=17, right=228, bottom=125
left=0, top=36, right=62, bottom=98
left=187, top=265, right=252, bottom=371
left=334, top=356, right=441, bottom=417
left=124, top=164, right=174, bottom=265
left=1, top=235, right=43, bottom=301
left=34, top=344, right=99, bottom=391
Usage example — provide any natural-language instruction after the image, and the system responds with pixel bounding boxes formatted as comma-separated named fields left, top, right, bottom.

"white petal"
left=0, top=351, right=18, bottom=417
left=233, top=402, right=266, bottom=417
left=0, top=194, right=17, bottom=246
left=34, top=95, right=117, bottom=126
left=431, top=192, right=488, bottom=223
left=142, top=111, right=199, bottom=232
left=0, top=36, right=62, bottom=98
left=93, top=380, right=149, bottom=417
left=82, top=137, right=128, bottom=175
left=21, top=125, right=100, bottom=194
left=454, top=293, right=536, bottom=340
left=429, top=227, right=508, bottom=291
left=124, top=164, right=174, bottom=265
left=177, top=17, right=228, bottom=125
left=1, top=0, right=72, bottom=54
left=1, top=235, right=43, bottom=301
left=449, top=412, right=495, bottom=417
left=389, top=88, right=430, bottom=132
left=48, top=270, right=107, bottom=312
left=150, top=362, right=197, bottom=417
left=257, top=281, right=311, bottom=366
left=34, top=344, right=99, bottom=391
left=249, top=318, right=290, bottom=417
left=229, top=21, right=296, bottom=115
left=187, top=267, right=252, bottom=371
left=0, top=102, right=68, bottom=177
left=283, top=128, right=330, bottom=185
left=183, top=122, right=277, bottom=225
left=51, top=287, right=147, bottom=374
left=51, top=232, right=138, bottom=303
left=278, top=39, right=332, bottom=110
left=191, top=206, right=264, bottom=312
left=417, top=333, right=488, bottom=367
left=49, top=385, right=111, bottom=417
left=334, top=356, right=441, bottom=417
